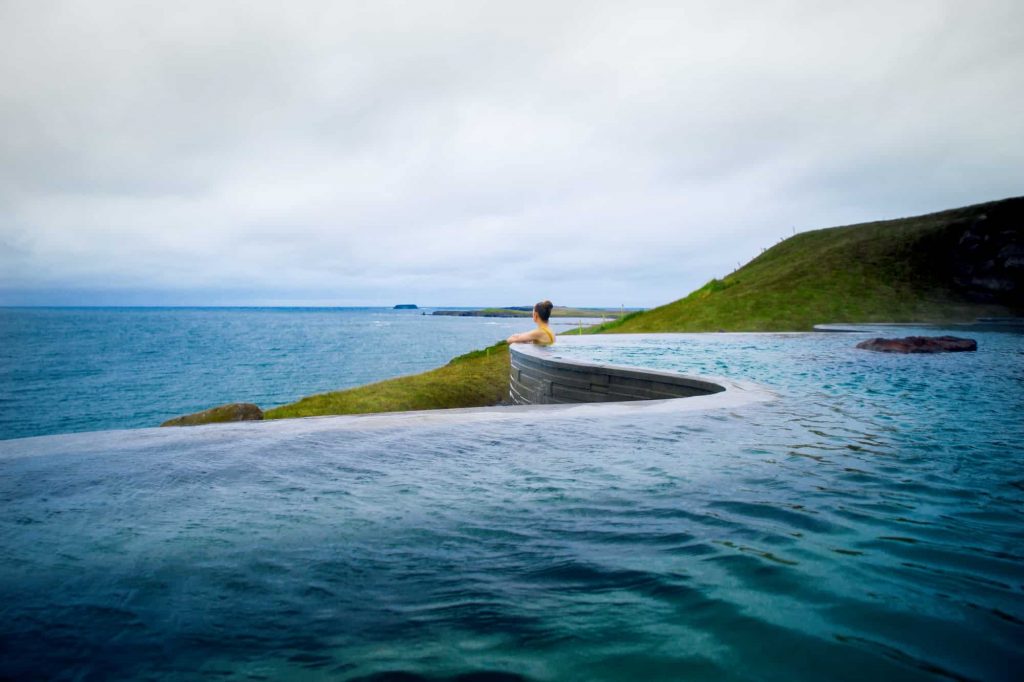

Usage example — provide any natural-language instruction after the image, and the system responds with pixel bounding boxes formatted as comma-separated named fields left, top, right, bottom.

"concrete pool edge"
left=1, top=386, right=775, bottom=454
left=510, top=341, right=727, bottom=405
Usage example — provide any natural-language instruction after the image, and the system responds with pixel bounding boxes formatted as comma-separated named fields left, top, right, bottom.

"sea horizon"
left=1, top=306, right=606, bottom=441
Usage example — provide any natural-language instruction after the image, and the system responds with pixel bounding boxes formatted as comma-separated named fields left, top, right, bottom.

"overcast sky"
left=1, top=1, right=1021, bottom=307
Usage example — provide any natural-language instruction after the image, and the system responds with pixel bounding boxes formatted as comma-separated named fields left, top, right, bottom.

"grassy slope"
left=595, top=199, right=1019, bottom=333
left=265, top=342, right=510, bottom=419
left=265, top=198, right=1019, bottom=420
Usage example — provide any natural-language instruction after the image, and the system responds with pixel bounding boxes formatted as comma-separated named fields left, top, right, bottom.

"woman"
left=507, top=300, right=556, bottom=345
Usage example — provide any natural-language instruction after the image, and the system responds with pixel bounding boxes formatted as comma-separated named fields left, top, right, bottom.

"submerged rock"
left=855, top=336, right=977, bottom=354
left=161, top=402, right=264, bottom=427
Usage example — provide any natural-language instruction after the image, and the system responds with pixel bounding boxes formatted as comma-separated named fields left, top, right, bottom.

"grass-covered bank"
left=264, top=342, right=510, bottom=419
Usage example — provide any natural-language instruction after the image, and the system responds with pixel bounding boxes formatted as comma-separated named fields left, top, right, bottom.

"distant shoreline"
left=432, top=306, right=633, bottom=319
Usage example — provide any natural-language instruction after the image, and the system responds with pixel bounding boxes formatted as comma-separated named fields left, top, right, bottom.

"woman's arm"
left=506, top=329, right=547, bottom=344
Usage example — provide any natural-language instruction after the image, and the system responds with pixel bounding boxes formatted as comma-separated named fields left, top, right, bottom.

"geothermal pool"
left=1, top=327, right=1021, bottom=680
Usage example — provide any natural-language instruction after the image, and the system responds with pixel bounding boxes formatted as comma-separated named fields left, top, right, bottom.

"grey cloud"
left=1, top=0, right=1022, bottom=306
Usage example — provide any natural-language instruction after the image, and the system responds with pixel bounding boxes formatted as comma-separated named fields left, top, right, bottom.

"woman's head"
left=534, top=300, right=554, bottom=323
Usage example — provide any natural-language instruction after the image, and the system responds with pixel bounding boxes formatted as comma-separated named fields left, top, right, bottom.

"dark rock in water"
left=855, top=336, right=977, bottom=354
left=161, top=402, right=263, bottom=427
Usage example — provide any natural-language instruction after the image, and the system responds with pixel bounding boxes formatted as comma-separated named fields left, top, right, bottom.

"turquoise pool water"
left=1, top=327, right=1021, bottom=680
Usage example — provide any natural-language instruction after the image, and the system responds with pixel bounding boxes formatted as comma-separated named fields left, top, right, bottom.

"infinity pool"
left=1, top=327, right=1022, bottom=680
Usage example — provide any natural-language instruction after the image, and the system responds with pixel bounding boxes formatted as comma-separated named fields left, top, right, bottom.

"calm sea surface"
left=1, top=325, right=1022, bottom=680
left=0, top=307, right=596, bottom=441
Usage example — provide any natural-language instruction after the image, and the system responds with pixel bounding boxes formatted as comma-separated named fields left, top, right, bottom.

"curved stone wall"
left=509, top=344, right=725, bottom=405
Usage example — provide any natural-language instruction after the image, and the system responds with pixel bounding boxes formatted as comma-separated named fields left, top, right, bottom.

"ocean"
left=0, top=307, right=600, bottom=441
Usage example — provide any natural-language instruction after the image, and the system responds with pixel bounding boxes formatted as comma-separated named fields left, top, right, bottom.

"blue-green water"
left=0, top=307, right=586, bottom=441
left=1, top=327, right=1022, bottom=680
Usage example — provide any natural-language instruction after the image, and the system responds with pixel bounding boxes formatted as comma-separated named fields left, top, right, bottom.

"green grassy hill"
left=596, top=197, right=1021, bottom=333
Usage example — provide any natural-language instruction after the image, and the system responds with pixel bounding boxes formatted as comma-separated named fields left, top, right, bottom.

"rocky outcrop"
left=855, top=336, right=977, bottom=353
left=921, top=198, right=1023, bottom=304
left=161, top=402, right=264, bottom=427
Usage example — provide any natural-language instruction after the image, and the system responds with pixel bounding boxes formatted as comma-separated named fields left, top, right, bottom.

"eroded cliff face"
left=942, top=198, right=1023, bottom=304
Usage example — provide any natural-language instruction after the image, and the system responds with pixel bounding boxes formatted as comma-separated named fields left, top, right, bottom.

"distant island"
left=393, top=304, right=418, bottom=309
left=433, top=306, right=629, bottom=318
